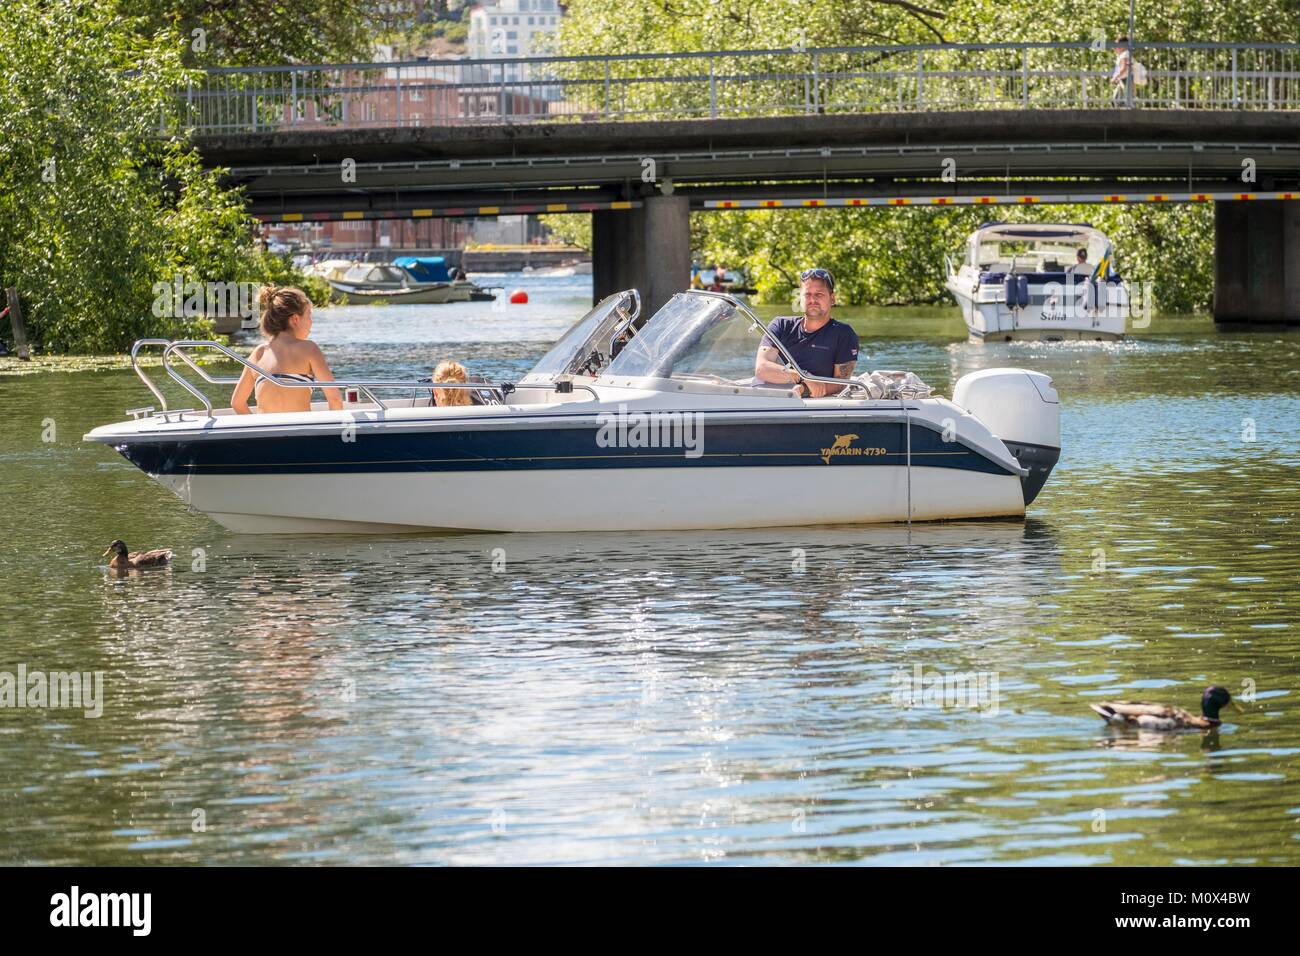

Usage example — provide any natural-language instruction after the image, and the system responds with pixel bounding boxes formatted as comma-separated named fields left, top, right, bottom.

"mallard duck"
left=1090, top=685, right=1240, bottom=731
left=103, top=539, right=172, bottom=570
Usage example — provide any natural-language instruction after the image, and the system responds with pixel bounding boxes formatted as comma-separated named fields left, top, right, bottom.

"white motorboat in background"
left=946, top=222, right=1129, bottom=342
left=86, top=291, right=1061, bottom=533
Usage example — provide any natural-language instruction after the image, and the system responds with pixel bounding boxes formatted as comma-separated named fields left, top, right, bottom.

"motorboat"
left=945, top=222, right=1129, bottom=342
left=311, top=257, right=494, bottom=303
left=529, top=259, right=593, bottom=277
left=393, top=256, right=495, bottom=302
left=84, top=290, right=1061, bottom=533
left=328, top=261, right=455, bottom=304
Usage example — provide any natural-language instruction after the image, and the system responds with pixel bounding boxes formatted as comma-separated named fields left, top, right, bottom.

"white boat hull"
left=328, top=281, right=455, bottom=304
left=152, top=465, right=1028, bottom=534
left=947, top=277, right=1127, bottom=342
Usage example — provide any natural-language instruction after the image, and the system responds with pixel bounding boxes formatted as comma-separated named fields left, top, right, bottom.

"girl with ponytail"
left=231, top=286, right=343, bottom=414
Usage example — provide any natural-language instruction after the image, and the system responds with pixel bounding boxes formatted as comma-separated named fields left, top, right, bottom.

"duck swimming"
left=103, top=539, right=172, bottom=570
left=1090, top=685, right=1240, bottom=731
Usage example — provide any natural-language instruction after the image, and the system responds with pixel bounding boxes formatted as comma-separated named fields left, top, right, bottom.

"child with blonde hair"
left=432, top=360, right=473, bottom=407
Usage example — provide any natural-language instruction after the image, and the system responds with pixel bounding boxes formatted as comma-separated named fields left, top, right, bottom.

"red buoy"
left=509, top=289, right=529, bottom=304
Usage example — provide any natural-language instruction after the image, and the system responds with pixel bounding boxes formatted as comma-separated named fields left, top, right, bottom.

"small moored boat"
left=328, top=262, right=454, bottom=304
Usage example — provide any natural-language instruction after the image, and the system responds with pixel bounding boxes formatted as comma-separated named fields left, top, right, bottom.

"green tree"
left=116, top=0, right=399, bottom=66
left=538, top=214, right=593, bottom=251
left=0, top=2, right=316, bottom=352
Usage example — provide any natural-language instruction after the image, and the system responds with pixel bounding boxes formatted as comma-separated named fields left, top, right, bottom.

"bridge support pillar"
left=592, top=195, right=691, bottom=317
left=1214, top=200, right=1300, bottom=327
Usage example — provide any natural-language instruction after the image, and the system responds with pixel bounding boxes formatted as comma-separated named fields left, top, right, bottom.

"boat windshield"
left=603, top=292, right=761, bottom=382
left=525, top=290, right=637, bottom=379
left=971, top=229, right=1113, bottom=274
left=342, top=265, right=407, bottom=284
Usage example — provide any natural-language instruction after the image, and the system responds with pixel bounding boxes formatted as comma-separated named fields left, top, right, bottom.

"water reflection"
left=1, top=292, right=1296, bottom=864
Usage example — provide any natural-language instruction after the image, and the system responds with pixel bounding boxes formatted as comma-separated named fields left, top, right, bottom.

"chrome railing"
left=174, top=42, right=1300, bottom=134
left=129, top=339, right=596, bottom=417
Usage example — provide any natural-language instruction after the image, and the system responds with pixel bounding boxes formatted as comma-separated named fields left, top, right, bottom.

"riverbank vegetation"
left=0, top=1, right=373, bottom=354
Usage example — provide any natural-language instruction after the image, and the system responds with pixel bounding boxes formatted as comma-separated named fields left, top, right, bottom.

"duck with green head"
left=103, top=540, right=172, bottom=571
left=1090, top=685, right=1240, bottom=731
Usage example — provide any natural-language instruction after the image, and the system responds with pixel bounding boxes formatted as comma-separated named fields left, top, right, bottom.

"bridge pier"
left=1215, top=200, right=1300, bottom=327
left=592, top=195, right=691, bottom=317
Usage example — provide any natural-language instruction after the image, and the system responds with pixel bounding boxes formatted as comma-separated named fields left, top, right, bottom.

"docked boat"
left=328, top=262, right=454, bottom=304
left=85, top=290, right=1061, bottom=533
left=945, top=222, right=1128, bottom=342
left=326, top=257, right=494, bottom=304
left=393, top=256, right=495, bottom=302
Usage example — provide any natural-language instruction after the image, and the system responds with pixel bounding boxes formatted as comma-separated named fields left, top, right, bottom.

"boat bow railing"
left=129, top=339, right=597, bottom=417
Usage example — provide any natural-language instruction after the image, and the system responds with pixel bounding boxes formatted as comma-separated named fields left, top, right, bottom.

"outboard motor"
left=952, top=368, right=1061, bottom=506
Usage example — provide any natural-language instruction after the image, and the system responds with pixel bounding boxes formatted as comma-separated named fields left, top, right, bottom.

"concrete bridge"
left=185, top=42, right=1300, bottom=324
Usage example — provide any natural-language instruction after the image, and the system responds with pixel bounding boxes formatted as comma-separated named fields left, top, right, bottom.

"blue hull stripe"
left=114, top=421, right=1017, bottom=477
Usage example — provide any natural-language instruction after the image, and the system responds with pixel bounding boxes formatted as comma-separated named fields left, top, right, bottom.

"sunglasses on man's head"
left=800, top=268, right=835, bottom=291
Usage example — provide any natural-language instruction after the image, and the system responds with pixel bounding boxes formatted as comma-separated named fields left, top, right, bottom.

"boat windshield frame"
left=524, top=289, right=640, bottom=379
left=602, top=290, right=867, bottom=397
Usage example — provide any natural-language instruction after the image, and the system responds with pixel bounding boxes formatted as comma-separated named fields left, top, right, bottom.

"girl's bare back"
left=252, top=338, right=317, bottom=413
left=231, top=287, right=341, bottom=415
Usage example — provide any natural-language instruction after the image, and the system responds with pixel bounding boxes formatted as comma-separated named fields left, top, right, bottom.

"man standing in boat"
left=755, top=267, right=860, bottom=397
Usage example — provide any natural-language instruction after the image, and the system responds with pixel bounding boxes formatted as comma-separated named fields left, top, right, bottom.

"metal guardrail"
left=129, top=339, right=598, bottom=417
left=174, top=41, right=1300, bottom=134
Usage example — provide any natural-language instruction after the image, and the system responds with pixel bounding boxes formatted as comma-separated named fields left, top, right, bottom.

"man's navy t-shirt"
left=761, top=315, right=860, bottom=378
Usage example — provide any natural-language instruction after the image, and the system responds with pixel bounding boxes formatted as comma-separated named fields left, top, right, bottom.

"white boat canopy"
left=963, top=222, right=1116, bottom=272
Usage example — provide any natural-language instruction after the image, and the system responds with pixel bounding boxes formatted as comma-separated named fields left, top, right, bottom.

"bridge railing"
left=176, top=41, right=1300, bottom=134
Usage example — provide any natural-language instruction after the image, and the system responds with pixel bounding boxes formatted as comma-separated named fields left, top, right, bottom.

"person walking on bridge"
left=1110, top=37, right=1148, bottom=103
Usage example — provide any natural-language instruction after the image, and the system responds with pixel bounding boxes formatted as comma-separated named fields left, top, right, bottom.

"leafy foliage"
left=701, top=204, right=1214, bottom=313
left=537, top=214, right=593, bottom=251
left=116, top=0, right=392, bottom=66
left=0, top=2, right=328, bottom=353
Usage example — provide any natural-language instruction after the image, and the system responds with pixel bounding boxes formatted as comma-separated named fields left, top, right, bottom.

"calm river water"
left=1, top=275, right=1297, bottom=865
